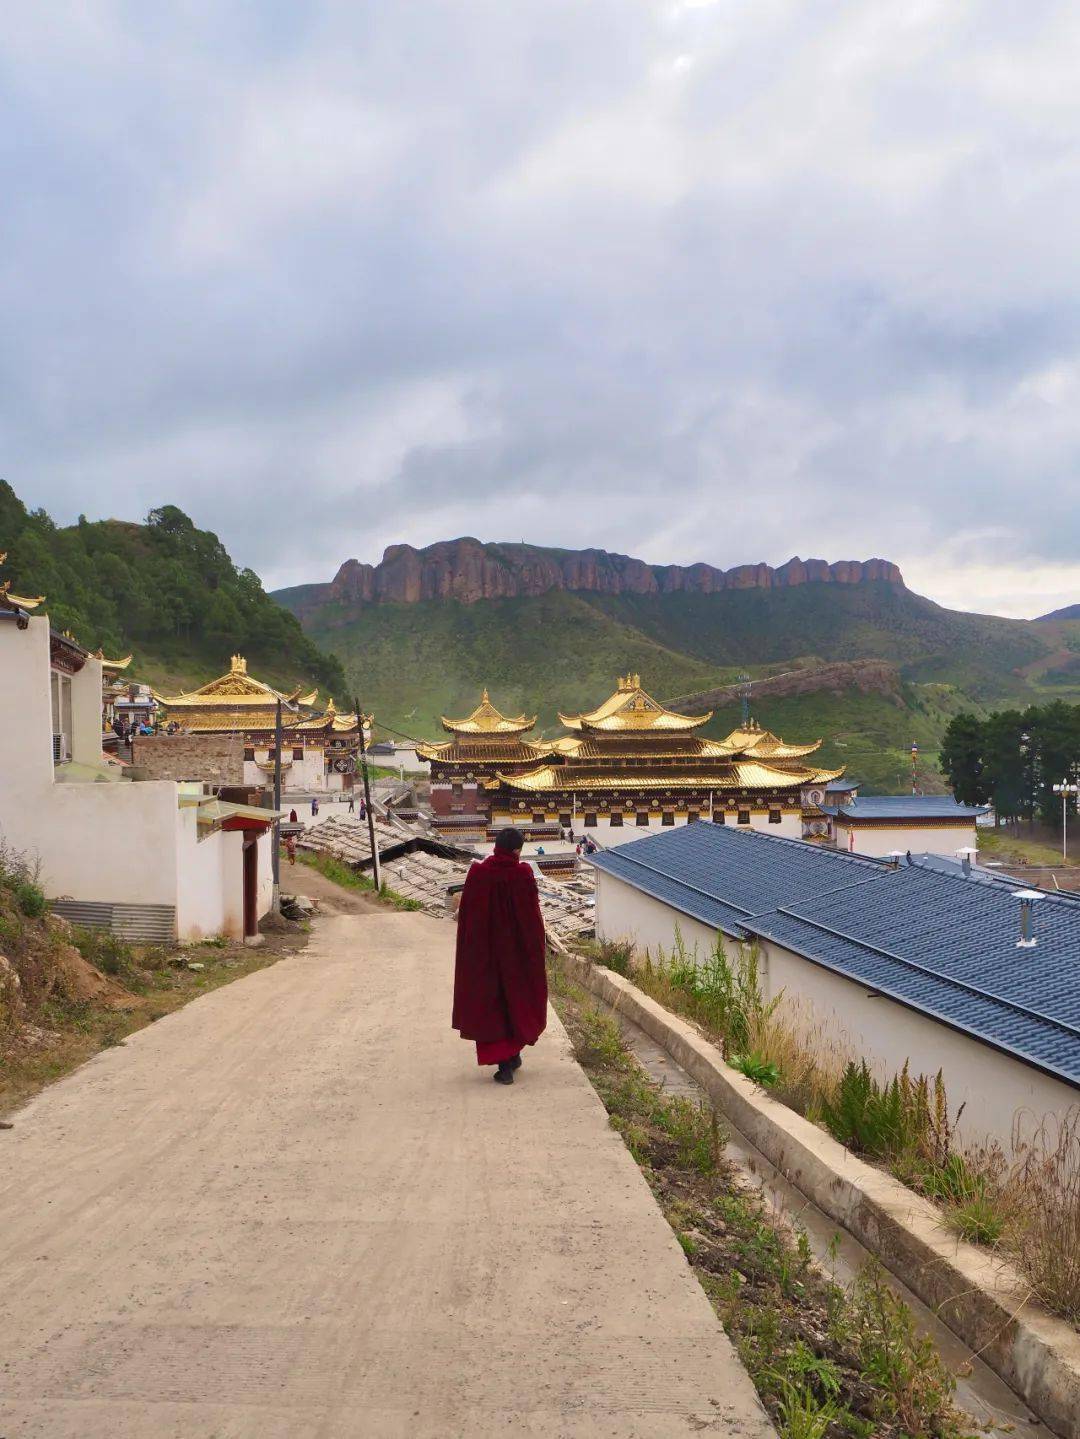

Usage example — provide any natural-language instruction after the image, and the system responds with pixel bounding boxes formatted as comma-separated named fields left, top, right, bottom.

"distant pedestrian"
left=452, top=827, right=547, bottom=1086
left=285, top=834, right=297, bottom=866
left=311, top=797, right=319, bottom=817
left=359, top=801, right=366, bottom=820
left=289, top=809, right=298, bottom=823
left=348, top=793, right=355, bottom=813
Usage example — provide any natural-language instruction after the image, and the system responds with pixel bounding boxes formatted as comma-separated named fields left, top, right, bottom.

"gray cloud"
left=3, top=1, right=1080, bottom=617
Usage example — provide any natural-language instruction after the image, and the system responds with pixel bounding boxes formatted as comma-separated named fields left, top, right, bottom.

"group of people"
left=110, top=716, right=164, bottom=744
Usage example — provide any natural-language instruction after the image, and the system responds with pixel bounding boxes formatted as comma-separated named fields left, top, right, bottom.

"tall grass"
left=1006, top=1110, right=1080, bottom=1322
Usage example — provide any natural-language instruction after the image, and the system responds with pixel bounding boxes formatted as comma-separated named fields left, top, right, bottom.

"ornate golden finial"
left=326, top=698, right=337, bottom=715
left=481, top=688, right=491, bottom=703
left=230, top=655, right=247, bottom=674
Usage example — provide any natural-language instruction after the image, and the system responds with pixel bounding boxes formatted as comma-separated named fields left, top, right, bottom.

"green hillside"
left=0, top=482, right=347, bottom=698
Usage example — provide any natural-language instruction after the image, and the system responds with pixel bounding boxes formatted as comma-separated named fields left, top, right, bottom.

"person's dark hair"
left=494, top=826, right=526, bottom=855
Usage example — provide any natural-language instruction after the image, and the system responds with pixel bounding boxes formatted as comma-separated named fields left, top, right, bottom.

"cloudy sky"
left=3, top=2, right=1080, bottom=618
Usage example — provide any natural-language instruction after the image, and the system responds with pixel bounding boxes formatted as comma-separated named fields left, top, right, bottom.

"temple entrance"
left=242, top=837, right=258, bottom=940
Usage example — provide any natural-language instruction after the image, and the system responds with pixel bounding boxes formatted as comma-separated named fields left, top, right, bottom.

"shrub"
left=71, top=926, right=135, bottom=977
left=15, top=882, right=47, bottom=919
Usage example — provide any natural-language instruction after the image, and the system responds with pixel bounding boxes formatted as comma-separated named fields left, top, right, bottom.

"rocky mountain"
left=277, top=538, right=903, bottom=616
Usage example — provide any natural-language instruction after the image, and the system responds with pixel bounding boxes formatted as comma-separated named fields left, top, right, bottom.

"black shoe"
left=494, top=1063, right=515, bottom=1085
left=509, top=1053, right=522, bottom=1070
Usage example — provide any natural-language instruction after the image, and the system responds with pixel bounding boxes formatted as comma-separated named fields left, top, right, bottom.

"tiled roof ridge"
left=758, top=897, right=1080, bottom=1047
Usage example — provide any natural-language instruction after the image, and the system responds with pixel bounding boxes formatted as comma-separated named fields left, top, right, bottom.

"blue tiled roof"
left=591, top=827, right=1080, bottom=1087
left=835, top=795, right=988, bottom=821
left=589, top=824, right=885, bottom=937
left=824, top=779, right=860, bottom=792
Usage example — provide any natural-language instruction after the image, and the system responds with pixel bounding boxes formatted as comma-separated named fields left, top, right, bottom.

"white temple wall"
left=574, top=810, right=801, bottom=847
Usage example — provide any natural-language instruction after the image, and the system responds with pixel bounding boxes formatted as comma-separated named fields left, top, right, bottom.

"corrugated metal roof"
left=835, top=795, right=989, bottom=820
left=590, top=825, right=1080, bottom=1086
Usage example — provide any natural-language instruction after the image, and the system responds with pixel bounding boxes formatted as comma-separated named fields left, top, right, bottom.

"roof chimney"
left=885, top=849, right=906, bottom=869
left=1013, top=889, right=1045, bottom=949
left=956, top=846, right=978, bottom=877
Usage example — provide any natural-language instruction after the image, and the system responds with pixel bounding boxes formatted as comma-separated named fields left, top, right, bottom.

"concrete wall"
left=138, top=733, right=243, bottom=785
left=594, top=870, right=1078, bottom=1151
left=69, top=657, right=103, bottom=765
left=836, top=819, right=977, bottom=859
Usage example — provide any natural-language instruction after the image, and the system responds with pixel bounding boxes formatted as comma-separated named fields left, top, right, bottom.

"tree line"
left=0, top=481, right=347, bottom=697
left=940, top=701, right=1080, bottom=825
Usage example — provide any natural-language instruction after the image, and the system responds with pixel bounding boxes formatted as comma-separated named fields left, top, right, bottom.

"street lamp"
left=1052, top=778, right=1079, bottom=863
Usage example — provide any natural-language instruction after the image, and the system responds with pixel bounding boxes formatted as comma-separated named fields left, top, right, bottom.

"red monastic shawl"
left=452, top=853, right=548, bottom=1047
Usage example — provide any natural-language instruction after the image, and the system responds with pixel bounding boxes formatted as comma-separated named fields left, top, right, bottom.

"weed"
left=1005, top=1108, right=1080, bottom=1321
left=949, top=1195, right=1004, bottom=1246
left=849, top=1264, right=957, bottom=1437
left=730, top=1052, right=781, bottom=1087
left=774, top=1378, right=842, bottom=1439
left=296, top=851, right=423, bottom=910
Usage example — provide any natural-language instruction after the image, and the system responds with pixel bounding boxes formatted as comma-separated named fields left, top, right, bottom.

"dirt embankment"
left=665, top=658, right=904, bottom=714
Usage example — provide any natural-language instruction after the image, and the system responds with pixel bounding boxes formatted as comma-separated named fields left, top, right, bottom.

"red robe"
left=453, top=852, right=548, bottom=1062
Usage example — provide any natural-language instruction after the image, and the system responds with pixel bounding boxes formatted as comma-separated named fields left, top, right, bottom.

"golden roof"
left=495, top=761, right=844, bottom=793
left=93, top=650, right=133, bottom=671
left=416, top=738, right=552, bottom=764
left=716, top=718, right=823, bottom=761
left=440, top=689, right=536, bottom=736
left=154, top=655, right=304, bottom=709
left=559, top=675, right=711, bottom=733
left=296, top=698, right=368, bottom=732
left=297, top=688, right=318, bottom=708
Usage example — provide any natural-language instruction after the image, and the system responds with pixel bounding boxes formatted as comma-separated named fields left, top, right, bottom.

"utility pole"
left=271, top=698, right=282, bottom=911
left=737, top=673, right=751, bottom=727
left=354, top=696, right=381, bottom=891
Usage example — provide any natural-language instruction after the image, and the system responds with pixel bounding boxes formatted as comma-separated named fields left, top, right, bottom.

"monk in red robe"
left=453, top=827, right=548, bottom=1084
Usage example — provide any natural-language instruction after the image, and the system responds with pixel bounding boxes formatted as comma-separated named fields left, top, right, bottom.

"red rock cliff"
left=327, top=540, right=903, bottom=607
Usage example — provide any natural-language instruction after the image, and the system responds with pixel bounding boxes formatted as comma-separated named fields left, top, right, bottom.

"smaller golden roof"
left=718, top=719, right=823, bottom=761
left=155, top=654, right=301, bottom=708
left=297, top=688, right=318, bottom=708
left=559, top=675, right=711, bottom=733
left=440, top=689, right=536, bottom=736
left=296, top=698, right=368, bottom=733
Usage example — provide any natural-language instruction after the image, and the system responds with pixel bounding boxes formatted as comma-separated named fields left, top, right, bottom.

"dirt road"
left=0, top=908, right=773, bottom=1437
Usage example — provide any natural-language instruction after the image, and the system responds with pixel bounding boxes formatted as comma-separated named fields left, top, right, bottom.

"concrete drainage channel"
left=562, top=953, right=1080, bottom=1439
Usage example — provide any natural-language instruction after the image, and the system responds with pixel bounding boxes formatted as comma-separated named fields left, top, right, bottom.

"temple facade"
left=154, top=656, right=367, bottom=792
left=419, top=676, right=843, bottom=846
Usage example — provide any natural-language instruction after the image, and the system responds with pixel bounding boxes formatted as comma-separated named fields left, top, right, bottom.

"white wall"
left=595, top=871, right=1078, bottom=1152
left=836, top=820, right=977, bottom=859
left=1, top=617, right=272, bottom=944
left=595, top=871, right=722, bottom=956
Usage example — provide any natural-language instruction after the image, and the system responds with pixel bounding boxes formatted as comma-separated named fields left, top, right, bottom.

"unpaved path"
left=0, top=909, right=773, bottom=1438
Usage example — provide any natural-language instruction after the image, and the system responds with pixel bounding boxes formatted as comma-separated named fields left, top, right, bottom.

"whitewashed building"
left=820, top=794, right=988, bottom=858
left=0, top=610, right=276, bottom=943
left=590, top=825, right=1080, bottom=1151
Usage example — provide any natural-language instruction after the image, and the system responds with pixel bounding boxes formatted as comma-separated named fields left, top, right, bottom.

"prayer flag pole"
left=271, top=697, right=282, bottom=912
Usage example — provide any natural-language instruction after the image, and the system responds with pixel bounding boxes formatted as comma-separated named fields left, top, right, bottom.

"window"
left=452, top=782, right=463, bottom=798
left=609, top=811, right=623, bottom=827
left=687, top=810, right=699, bottom=823
left=293, top=747, right=304, bottom=761
left=267, top=746, right=277, bottom=760
left=662, top=811, right=675, bottom=826
left=532, top=813, right=545, bottom=825
left=738, top=809, right=750, bottom=825
left=559, top=812, right=571, bottom=828
left=636, top=811, right=649, bottom=826
left=713, top=810, right=725, bottom=824
left=584, top=812, right=597, bottom=828
left=243, top=747, right=255, bottom=762
left=769, top=809, right=781, bottom=824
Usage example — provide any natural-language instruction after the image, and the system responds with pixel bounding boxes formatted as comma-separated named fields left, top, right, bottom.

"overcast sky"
left=3, top=2, right=1080, bottom=618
